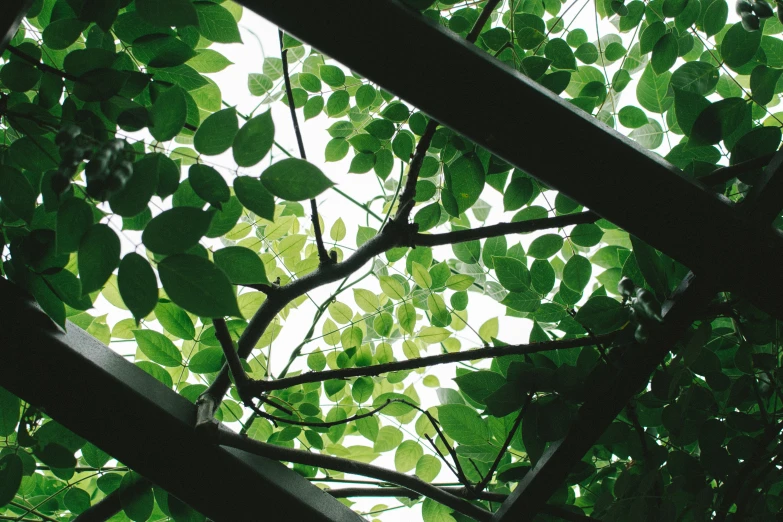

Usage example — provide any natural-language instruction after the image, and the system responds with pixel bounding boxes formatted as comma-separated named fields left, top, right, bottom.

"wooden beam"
left=0, top=278, right=364, bottom=522
left=237, top=0, right=783, bottom=320
left=738, top=147, right=783, bottom=225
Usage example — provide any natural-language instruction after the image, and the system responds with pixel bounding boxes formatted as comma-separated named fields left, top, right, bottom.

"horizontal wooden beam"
left=0, top=278, right=363, bottom=522
left=238, top=0, right=783, bottom=320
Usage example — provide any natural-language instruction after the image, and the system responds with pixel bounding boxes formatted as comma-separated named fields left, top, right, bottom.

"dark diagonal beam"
left=492, top=273, right=714, bottom=520
left=238, top=0, right=783, bottom=320
left=739, top=147, right=783, bottom=225
left=0, top=0, right=32, bottom=53
left=0, top=278, right=363, bottom=522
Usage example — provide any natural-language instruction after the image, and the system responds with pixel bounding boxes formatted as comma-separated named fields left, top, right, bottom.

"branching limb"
left=393, top=0, right=501, bottom=224
left=248, top=334, right=614, bottom=394
left=216, top=426, right=493, bottom=522
left=211, top=318, right=252, bottom=403
left=278, top=30, right=331, bottom=265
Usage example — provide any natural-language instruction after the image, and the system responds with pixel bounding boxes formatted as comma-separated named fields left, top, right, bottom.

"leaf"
left=260, top=158, right=334, bottom=201
left=446, top=154, right=485, bottom=214
left=135, top=0, right=198, bottom=27
left=156, top=301, right=195, bottom=340
left=494, top=256, right=531, bottom=291
left=750, top=65, right=783, bottom=106
left=380, top=276, right=406, bottom=300
left=233, top=110, right=275, bottom=167
left=438, top=404, right=490, bottom=445
left=674, top=88, right=711, bottom=137
left=0, top=454, right=22, bottom=507
left=545, top=38, right=577, bottom=71
left=158, top=254, right=241, bottom=318
left=78, top=224, right=121, bottom=295
left=501, top=289, right=541, bottom=312
left=703, top=0, right=729, bottom=36
left=132, top=34, right=196, bottom=68
left=414, top=202, right=441, bottom=232
left=189, top=165, right=230, bottom=208
left=120, top=473, right=154, bottom=522
left=721, top=22, right=762, bottom=69
left=194, top=1, right=242, bottom=43
left=133, top=330, right=182, bottom=367
left=234, top=176, right=275, bottom=221
left=670, top=62, right=719, bottom=95
left=150, top=85, right=187, bottom=142
left=189, top=347, right=225, bottom=373
left=213, top=246, right=268, bottom=285
left=0, top=166, right=35, bottom=223
left=690, top=98, right=748, bottom=146
left=563, top=254, right=592, bottom=292
left=194, top=108, right=238, bottom=156
left=118, top=253, right=158, bottom=323
left=395, top=440, right=424, bottom=472
left=374, top=426, right=403, bottom=452
left=527, top=234, right=564, bottom=259
left=142, top=207, right=214, bottom=255
left=320, top=65, right=346, bottom=87
left=416, top=454, right=442, bottom=482
left=651, top=33, right=679, bottom=75
left=454, top=371, right=505, bottom=404
left=43, top=19, right=87, bottom=50
left=56, top=197, right=93, bottom=253
left=630, top=235, right=668, bottom=297
left=109, top=155, right=159, bottom=218
left=574, top=296, right=630, bottom=334
left=637, top=64, right=673, bottom=114
left=629, top=119, right=665, bottom=150
left=422, top=498, right=457, bottom=522
left=188, top=49, right=233, bottom=73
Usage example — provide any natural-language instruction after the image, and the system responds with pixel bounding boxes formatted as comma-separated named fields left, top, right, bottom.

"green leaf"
left=133, top=330, right=182, bottom=367
left=132, top=34, right=196, bottom=68
left=42, top=19, right=87, bottom=50
left=637, top=64, right=673, bottom=114
left=721, top=22, right=762, bottom=69
left=63, top=487, right=90, bottom=515
left=156, top=301, right=195, bottom=340
left=629, top=119, right=665, bottom=149
left=454, top=370, right=505, bottom=404
left=494, top=256, right=531, bottom=292
left=395, top=440, right=424, bottom=472
left=374, top=426, right=403, bottom=452
left=413, top=202, right=441, bottom=232
left=570, top=223, right=604, bottom=247
left=674, top=88, right=710, bottom=137
left=56, top=197, right=93, bottom=253
left=416, top=454, right=441, bottom=482
left=527, top=234, right=564, bottom=259
left=234, top=176, right=275, bottom=221
left=703, top=0, right=729, bottom=36
left=188, top=347, right=225, bottom=373
left=188, top=49, right=233, bottom=73
left=651, top=33, right=679, bottom=75
left=670, top=62, right=719, bottom=95
left=319, top=65, right=346, bottom=87
left=136, top=0, right=198, bottom=27
left=118, top=253, right=158, bottom=323
left=214, top=246, right=268, bottom=285
left=78, top=224, right=121, bottom=295
left=189, top=165, right=230, bottom=208
left=640, top=21, right=667, bottom=54
left=545, top=38, right=577, bottom=70
left=446, top=153, right=485, bottom=214
left=150, top=85, right=187, bottom=142
left=0, top=387, right=20, bottom=437
left=194, top=108, right=238, bottom=156
left=630, top=235, right=669, bottom=297
left=502, top=289, right=542, bottom=312
left=120, top=473, right=153, bottom=521
left=574, top=43, right=599, bottom=64
left=0, top=454, right=22, bottom=507
left=142, top=207, right=214, bottom=255
left=0, top=166, right=35, bottom=223
left=438, top=404, right=490, bottom=445
left=109, top=155, right=159, bottom=218
left=381, top=102, right=410, bottom=122
left=373, top=393, right=419, bottom=416
left=260, top=158, right=334, bottom=201
left=230, top=110, right=275, bottom=168
left=158, top=254, right=241, bottom=318
left=422, top=497, right=457, bottom=522
left=326, top=90, right=350, bottom=116
left=690, top=98, right=748, bottom=146
left=563, top=254, right=592, bottom=292
left=618, top=106, right=648, bottom=128
left=194, top=1, right=242, bottom=43
left=750, top=65, right=783, bottom=105
left=574, top=296, right=629, bottom=334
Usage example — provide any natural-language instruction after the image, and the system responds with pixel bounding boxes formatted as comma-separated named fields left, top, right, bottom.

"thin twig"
left=278, top=30, right=331, bottom=265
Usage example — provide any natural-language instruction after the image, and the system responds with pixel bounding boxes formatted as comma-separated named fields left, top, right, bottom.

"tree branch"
left=393, top=0, right=501, bottom=223
left=411, top=212, right=599, bottom=247
left=279, top=30, right=330, bottom=266
left=248, top=334, right=613, bottom=394
left=216, top=426, right=493, bottom=522
left=6, top=44, right=79, bottom=81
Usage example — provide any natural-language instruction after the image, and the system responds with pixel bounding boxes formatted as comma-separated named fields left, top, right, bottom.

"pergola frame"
left=2, top=1, right=783, bottom=521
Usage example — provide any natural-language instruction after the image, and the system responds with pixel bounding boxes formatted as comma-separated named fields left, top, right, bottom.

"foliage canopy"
left=1, top=0, right=783, bottom=521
